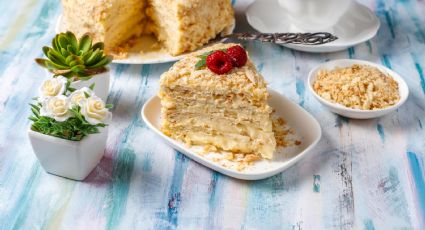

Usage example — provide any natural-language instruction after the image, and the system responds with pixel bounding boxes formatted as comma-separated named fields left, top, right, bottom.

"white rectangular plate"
left=141, top=90, right=321, bottom=180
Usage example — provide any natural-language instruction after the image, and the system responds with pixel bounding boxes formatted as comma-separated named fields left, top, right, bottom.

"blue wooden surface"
left=0, top=0, right=424, bottom=229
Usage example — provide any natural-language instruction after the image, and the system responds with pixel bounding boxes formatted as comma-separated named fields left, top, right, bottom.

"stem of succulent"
left=35, top=31, right=113, bottom=81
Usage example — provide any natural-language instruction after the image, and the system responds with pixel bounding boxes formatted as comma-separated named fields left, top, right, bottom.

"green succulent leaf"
left=66, top=31, right=78, bottom=49
left=82, top=50, right=93, bottom=62
left=58, top=35, right=70, bottom=49
left=66, top=44, right=75, bottom=54
left=36, top=31, right=110, bottom=80
left=86, top=49, right=101, bottom=66
left=60, top=47, right=70, bottom=57
left=71, top=65, right=85, bottom=73
left=92, top=42, right=104, bottom=51
left=79, top=34, right=92, bottom=53
left=42, top=46, right=50, bottom=57
left=69, top=60, right=79, bottom=67
left=35, top=58, right=49, bottom=69
left=45, top=59, right=68, bottom=69
left=47, top=50, right=67, bottom=65
left=89, top=56, right=112, bottom=69
left=65, top=55, right=74, bottom=65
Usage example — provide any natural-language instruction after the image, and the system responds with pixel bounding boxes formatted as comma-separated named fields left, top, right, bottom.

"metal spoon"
left=222, top=32, right=338, bottom=45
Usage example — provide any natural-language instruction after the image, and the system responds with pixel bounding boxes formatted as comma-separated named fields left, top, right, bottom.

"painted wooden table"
left=0, top=0, right=424, bottom=229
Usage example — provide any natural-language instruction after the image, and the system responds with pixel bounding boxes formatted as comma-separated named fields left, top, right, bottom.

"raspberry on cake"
left=61, top=0, right=235, bottom=56
left=159, top=43, right=276, bottom=159
left=206, top=51, right=234, bottom=75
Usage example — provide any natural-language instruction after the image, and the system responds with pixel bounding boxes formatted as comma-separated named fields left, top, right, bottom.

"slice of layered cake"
left=61, top=0, right=234, bottom=56
left=159, top=43, right=276, bottom=159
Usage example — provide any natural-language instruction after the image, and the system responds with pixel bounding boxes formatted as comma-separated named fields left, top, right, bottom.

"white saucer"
left=141, top=90, right=321, bottom=180
left=246, top=0, right=380, bottom=53
left=55, top=15, right=234, bottom=64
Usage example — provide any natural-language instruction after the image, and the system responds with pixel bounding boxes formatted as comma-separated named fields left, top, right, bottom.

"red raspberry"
left=206, top=50, right=234, bottom=75
left=226, top=45, right=247, bottom=67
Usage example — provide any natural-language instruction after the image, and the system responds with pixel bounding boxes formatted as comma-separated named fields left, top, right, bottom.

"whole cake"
left=159, top=43, right=276, bottom=159
left=61, top=0, right=235, bottom=56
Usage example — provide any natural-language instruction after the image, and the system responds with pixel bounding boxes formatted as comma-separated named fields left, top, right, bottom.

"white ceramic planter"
left=44, top=70, right=110, bottom=101
left=28, top=127, right=108, bottom=180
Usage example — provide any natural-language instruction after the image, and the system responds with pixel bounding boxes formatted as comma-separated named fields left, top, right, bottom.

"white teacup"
left=278, top=0, right=352, bottom=31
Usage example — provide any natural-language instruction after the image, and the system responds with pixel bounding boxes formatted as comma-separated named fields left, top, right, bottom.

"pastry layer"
left=159, top=91, right=271, bottom=112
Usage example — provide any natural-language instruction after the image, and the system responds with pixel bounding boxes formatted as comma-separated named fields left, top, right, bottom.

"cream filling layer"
left=160, top=86, right=268, bottom=104
left=163, top=105, right=271, bottom=122
left=173, top=131, right=275, bottom=159
left=163, top=113, right=272, bottom=133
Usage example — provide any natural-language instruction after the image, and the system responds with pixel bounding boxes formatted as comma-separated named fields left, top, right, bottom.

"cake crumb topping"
left=313, top=64, right=400, bottom=110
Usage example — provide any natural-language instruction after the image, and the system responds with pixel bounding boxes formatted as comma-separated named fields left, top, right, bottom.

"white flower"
left=68, top=87, right=93, bottom=107
left=38, top=76, right=68, bottom=101
left=80, top=96, right=112, bottom=125
left=40, top=95, right=71, bottom=122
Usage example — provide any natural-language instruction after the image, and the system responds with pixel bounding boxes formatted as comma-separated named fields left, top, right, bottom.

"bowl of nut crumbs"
left=308, top=59, right=409, bottom=119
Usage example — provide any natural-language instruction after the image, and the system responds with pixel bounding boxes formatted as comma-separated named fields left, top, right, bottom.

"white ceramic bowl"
left=308, top=59, right=409, bottom=119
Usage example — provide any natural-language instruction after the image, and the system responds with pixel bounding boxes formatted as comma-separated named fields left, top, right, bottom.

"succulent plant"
left=35, top=31, right=113, bottom=80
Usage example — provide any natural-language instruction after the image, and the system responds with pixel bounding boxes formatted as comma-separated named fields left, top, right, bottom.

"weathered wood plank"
left=0, top=0, right=424, bottom=229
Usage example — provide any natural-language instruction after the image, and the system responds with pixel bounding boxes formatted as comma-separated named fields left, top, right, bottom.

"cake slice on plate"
left=159, top=43, right=276, bottom=159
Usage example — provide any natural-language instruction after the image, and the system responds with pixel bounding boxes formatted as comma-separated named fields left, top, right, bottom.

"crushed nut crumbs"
left=313, top=64, right=400, bottom=110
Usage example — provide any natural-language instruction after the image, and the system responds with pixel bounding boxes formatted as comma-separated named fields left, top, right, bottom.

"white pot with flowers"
left=35, top=31, right=112, bottom=101
left=28, top=77, right=113, bottom=180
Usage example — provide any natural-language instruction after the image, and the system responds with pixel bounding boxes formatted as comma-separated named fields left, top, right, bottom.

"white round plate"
left=308, top=59, right=409, bottom=119
left=246, top=0, right=380, bottom=53
left=141, top=89, right=322, bottom=180
left=55, top=15, right=234, bottom=64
